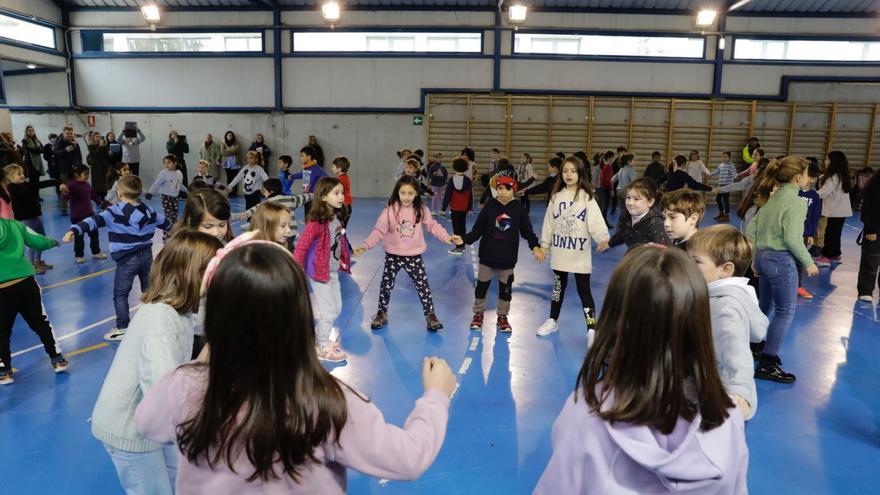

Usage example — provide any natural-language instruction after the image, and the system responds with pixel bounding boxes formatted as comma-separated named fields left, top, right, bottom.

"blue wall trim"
left=74, top=52, right=272, bottom=59
left=62, top=9, right=76, bottom=109
left=501, top=54, right=714, bottom=64
left=273, top=7, right=282, bottom=113
left=0, top=60, right=6, bottom=105
left=0, top=38, right=63, bottom=56
left=726, top=59, right=880, bottom=68
left=290, top=26, right=486, bottom=33
left=509, top=29, right=708, bottom=62
left=3, top=67, right=66, bottom=77
left=283, top=52, right=490, bottom=59
left=492, top=10, right=501, bottom=92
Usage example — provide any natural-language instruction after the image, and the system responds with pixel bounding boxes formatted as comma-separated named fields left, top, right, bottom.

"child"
left=520, top=157, right=561, bottom=205
left=248, top=202, right=291, bottom=245
left=61, top=164, right=108, bottom=263
left=0, top=166, right=14, bottom=220
left=747, top=156, right=818, bottom=384
left=661, top=188, right=705, bottom=251
left=290, top=146, right=328, bottom=212
left=462, top=172, right=543, bottom=333
left=686, top=149, right=711, bottom=185
left=798, top=160, right=822, bottom=299
left=174, top=189, right=234, bottom=244
left=238, top=178, right=311, bottom=246
left=355, top=175, right=461, bottom=331
left=689, top=225, right=769, bottom=420
left=226, top=150, right=269, bottom=209
left=516, top=152, right=536, bottom=212
left=710, top=151, right=737, bottom=221
left=277, top=154, right=294, bottom=195
left=814, top=150, right=852, bottom=267
left=147, top=154, right=188, bottom=242
left=665, top=155, right=714, bottom=193
left=442, top=157, right=473, bottom=255
left=394, top=148, right=413, bottom=180
left=611, top=153, right=636, bottom=204
left=598, top=151, right=614, bottom=221
left=4, top=165, right=50, bottom=273
left=135, top=242, right=456, bottom=493
left=91, top=231, right=222, bottom=494
left=0, top=218, right=68, bottom=385
left=536, top=157, right=609, bottom=339
left=428, top=152, right=448, bottom=215
left=600, top=178, right=669, bottom=252
left=331, top=156, right=353, bottom=222
left=643, top=150, right=666, bottom=185
left=106, top=162, right=131, bottom=205
left=403, top=159, right=434, bottom=197
left=192, top=159, right=226, bottom=192
left=65, top=175, right=174, bottom=341
left=293, top=177, right=351, bottom=362
left=857, top=167, right=880, bottom=302
left=534, top=245, right=747, bottom=494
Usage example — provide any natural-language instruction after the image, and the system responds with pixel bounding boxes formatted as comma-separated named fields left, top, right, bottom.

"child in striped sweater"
left=64, top=176, right=173, bottom=341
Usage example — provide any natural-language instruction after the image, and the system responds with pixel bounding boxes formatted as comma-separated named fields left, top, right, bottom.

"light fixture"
left=718, top=37, right=726, bottom=50
left=696, top=9, right=716, bottom=26
left=728, top=0, right=752, bottom=11
left=26, top=63, right=37, bottom=69
left=322, top=1, right=341, bottom=24
left=509, top=5, right=527, bottom=25
left=141, top=4, right=160, bottom=30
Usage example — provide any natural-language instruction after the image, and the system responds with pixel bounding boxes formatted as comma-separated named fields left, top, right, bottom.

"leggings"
left=160, top=194, right=178, bottom=242
left=378, top=254, right=435, bottom=315
left=550, top=270, right=595, bottom=321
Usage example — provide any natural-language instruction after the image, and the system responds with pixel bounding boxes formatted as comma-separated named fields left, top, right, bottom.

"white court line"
left=458, top=357, right=473, bottom=374
left=11, top=304, right=142, bottom=358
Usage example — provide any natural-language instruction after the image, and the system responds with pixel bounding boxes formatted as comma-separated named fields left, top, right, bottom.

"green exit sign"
left=413, top=115, right=424, bottom=126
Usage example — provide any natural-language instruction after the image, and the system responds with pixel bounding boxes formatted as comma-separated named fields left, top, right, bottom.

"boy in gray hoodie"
left=689, top=224, right=768, bottom=420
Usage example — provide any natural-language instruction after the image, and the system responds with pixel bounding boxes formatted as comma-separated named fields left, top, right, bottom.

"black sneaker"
left=750, top=341, right=766, bottom=361
left=51, top=355, right=69, bottom=373
left=496, top=315, right=512, bottom=333
left=755, top=358, right=795, bottom=384
left=426, top=312, right=443, bottom=331
left=370, top=311, right=387, bottom=330
left=470, top=312, right=484, bottom=330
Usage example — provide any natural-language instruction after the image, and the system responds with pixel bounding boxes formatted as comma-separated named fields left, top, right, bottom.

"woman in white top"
left=686, top=150, right=711, bottom=185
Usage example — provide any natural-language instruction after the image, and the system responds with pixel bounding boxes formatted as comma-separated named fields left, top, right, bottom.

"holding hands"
left=532, top=247, right=545, bottom=262
left=353, top=245, right=367, bottom=257
left=596, top=241, right=610, bottom=253
left=62, top=231, right=75, bottom=243
left=448, top=235, right=463, bottom=245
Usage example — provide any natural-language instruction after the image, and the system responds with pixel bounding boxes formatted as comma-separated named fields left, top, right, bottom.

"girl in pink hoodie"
left=354, top=175, right=461, bottom=331
left=135, top=242, right=458, bottom=495
left=535, top=245, right=748, bottom=495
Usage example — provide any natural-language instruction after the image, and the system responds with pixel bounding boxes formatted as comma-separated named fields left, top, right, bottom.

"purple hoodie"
left=534, top=391, right=748, bottom=494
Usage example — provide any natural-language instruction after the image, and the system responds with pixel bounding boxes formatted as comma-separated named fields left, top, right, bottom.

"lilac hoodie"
left=363, top=204, right=451, bottom=256
left=135, top=366, right=450, bottom=495
left=534, top=391, right=748, bottom=495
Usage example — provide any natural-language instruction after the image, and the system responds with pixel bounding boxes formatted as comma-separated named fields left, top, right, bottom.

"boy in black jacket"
left=520, top=157, right=560, bottom=204
left=463, top=173, right=544, bottom=332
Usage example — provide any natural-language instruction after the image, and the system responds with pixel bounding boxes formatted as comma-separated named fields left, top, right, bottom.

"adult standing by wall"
left=166, top=130, right=190, bottom=186
left=199, top=133, right=222, bottom=179
left=117, top=124, right=146, bottom=176
left=221, top=131, right=241, bottom=195
left=21, top=126, right=45, bottom=197
left=53, top=126, right=83, bottom=216
left=0, top=132, right=21, bottom=167
left=86, top=132, right=112, bottom=200
left=307, top=135, right=325, bottom=167
left=106, top=132, right=123, bottom=166
left=248, top=133, right=271, bottom=170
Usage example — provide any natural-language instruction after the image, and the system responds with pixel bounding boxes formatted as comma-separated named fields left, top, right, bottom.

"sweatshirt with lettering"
left=540, top=188, right=609, bottom=274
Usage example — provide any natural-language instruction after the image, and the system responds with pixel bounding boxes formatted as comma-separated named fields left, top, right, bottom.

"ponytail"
left=752, top=156, right=808, bottom=207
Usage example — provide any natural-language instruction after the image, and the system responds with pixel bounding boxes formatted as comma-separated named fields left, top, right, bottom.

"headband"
left=201, top=231, right=293, bottom=293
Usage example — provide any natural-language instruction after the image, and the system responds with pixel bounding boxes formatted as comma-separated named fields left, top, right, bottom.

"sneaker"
left=317, top=343, right=347, bottom=363
left=536, top=318, right=559, bottom=336
left=439, top=211, right=447, bottom=218
left=51, top=355, right=69, bottom=373
left=75, top=257, right=87, bottom=264
left=426, top=312, right=443, bottom=331
left=0, top=371, right=13, bottom=385
left=814, top=256, right=832, bottom=267
left=33, top=264, right=47, bottom=275
left=329, top=327, right=340, bottom=342
left=370, top=311, right=387, bottom=330
left=587, top=328, right=596, bottom=348
left=496, top=315, right=512, bottom=333
left=755, top=358, right=796, bottom=384
left=447, top=246, right=465, bottom=256
left=470, top=312, right=484, bottom=331
left=797, top=287, right=813, bottom=299
left=104, top=328, right=126, bottom=341
left=38, top=260, right=54, bottom=270
left=858, top=294, right=873, bottom=302
left=829, top=256, right=842, bottom=262
left=93, top=252, right=108, bottom=260
left=584, top=308, right=597, bottom=330
left=717, top=214, right=730, bottom=222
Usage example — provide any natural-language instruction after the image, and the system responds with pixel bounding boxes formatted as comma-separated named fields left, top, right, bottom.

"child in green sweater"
left=0, top=218, right=68, bottom=385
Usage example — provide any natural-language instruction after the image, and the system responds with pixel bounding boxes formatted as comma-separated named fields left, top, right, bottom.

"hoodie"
left=534, top=390, right=748, bottom=495
left=708, top=277, right=768, bottom=420
left=0, top=219, right=58, bottom=284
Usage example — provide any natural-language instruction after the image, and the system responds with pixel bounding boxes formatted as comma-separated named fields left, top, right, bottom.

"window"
left=0, top=13, right=55, bottom=49
left=734, top=38, right=880, bottom=62
left=292, top=32, right=482, bottom=53
left=513, top=33, right=705, bottom=59
left=101, top=32, right=262, bottom=53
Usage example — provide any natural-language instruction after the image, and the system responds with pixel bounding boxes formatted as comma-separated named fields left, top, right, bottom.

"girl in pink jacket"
left=354, top=176, right=461, bottom=331
left=135, top=241, right=459, bottom=495
left=294, top=177, right=351, bottom=363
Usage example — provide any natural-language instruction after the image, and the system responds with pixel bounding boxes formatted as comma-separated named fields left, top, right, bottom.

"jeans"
left=114, top=248, right=153, bottom=329
left=756, top=250, right=798, bottom=356
left=857, top=234, right=880, bottom=296
left=21, top=217, right=46, bottom=263
left=103, top=443, right=178, bottom=495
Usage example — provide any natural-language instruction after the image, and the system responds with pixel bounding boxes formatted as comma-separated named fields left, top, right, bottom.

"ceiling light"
left=509, top=5, right=527, bottom=24
left=141, top=5, right=160, bottom=23
left=728, top=0, right=752, bottom=11
left=322, top=2, right=341, bottom=22
left=26, top=64, right=37, bottom=69
left=696, top=9, right=716, bottom=26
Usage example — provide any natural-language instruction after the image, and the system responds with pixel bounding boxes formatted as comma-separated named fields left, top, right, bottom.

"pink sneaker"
left=814, top=256, right=832, bottom=267
left=829, top=256, right=842, bottom=262
left=317, top=343, right=347, bottom=363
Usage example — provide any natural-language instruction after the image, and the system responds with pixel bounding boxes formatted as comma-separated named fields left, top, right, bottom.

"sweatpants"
left=550, top=270, right=596, bottom=326
left=74, top=227, right=101, bottom=258
left=225, top=168, right=240, bottom=195
left=716, top=192, right=731, bottom=215
left=311, top=272, right=341, bottom=347
left=821, top=217, right=845, bottom=258
left=450, top=211, right=467, bottom=249
left=378, top=254, right=435, bottom=315
left=0, top=277, right=61, bottom=373
left=857, top=233, right=880, bottom=296
left=244, top=191, right=261, bottom=210
left=473, top=264, right=514, bottom=316
left=160, top=194, right=178, bottom=242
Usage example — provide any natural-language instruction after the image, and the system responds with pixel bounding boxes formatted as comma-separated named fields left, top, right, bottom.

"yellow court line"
left=42, top=267, right=116, bottom=290
left=65, top=343, right=110, bottom=358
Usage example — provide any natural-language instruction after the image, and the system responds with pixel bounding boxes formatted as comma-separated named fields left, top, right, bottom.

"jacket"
left=609, top=207, right=669, bottom=249
left=464, top=197, right=538, bottom=269
left=8, top=183, right=41, bottom=221
left=166, top=139, right=190, bottom=165
left=247, top=141, right=271, bottom=166
left=363, top=204, right=451, bottom=257
left=800, top=189, right=822, bottom=238
left=53, top=137, right=83, bottom=176
left=540, top=188, right=609, bottom=274
left=199, top=141, right=222, bottom=174
left=291, top=161, right=327, bottom=194
left=644, top=160, right=666, bottom=185
left=21, top=137, right=45, bottom=176
left=441, top=175, right=473, bottom=212
left=221, top=142, right=241, bottom=170
left=64, top=179, right=101, bottom=223
left=817, top=174, right=852, bottom=218
left=861, top=176, right=880, bottom=235
left=294, top=218, right=351, bottom=283
left=87, top=143, right=112, bottom=193
left=0, top=218, right=57, bottom=283
left=666, top=170, right=712, bottom=192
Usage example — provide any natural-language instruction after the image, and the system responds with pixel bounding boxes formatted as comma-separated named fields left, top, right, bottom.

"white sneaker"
left=587, top=329, right=596, bottom=348
left=94, top=253, right=108, bottom=260
left=104, top=328, right=126, bottom=341
left=858, top=295, right=873, bottom=302
left=536, top=318, right=559, bottom=336
left=329, top=327, right=340, bottom=342
left=75, top=257, right=86, bottom=264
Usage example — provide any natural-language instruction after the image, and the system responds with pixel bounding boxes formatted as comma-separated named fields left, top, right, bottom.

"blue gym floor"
left=1, top=193, right=878, bottom=494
